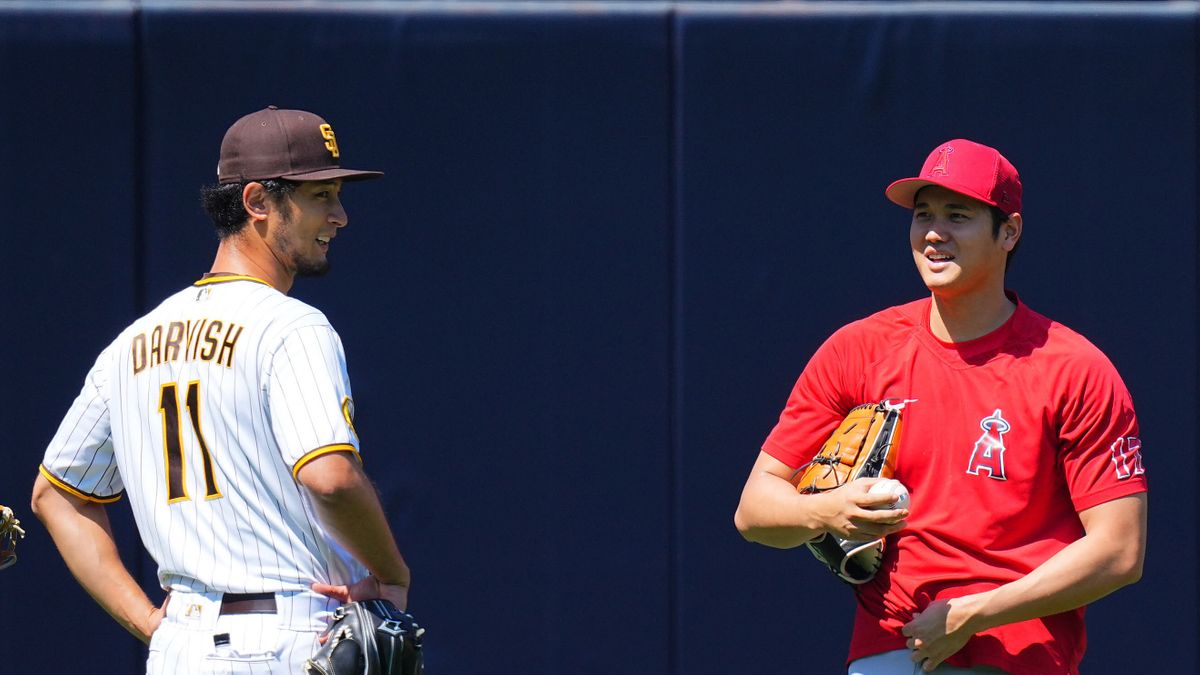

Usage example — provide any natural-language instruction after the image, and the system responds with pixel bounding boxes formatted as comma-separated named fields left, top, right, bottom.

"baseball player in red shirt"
left=735, top=139, right=1147, bottom=674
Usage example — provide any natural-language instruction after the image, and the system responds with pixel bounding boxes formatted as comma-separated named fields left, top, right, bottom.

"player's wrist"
left=373, top=565, right=411, bottom=588
left=128, top=603, right=161, bottom=644
left=802, top=489, right=838, bottom=535
left=947, top=592, right=992, bottom=637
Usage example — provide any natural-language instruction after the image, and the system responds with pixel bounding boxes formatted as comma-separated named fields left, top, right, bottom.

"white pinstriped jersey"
left=41, top=275, right=369, bottom=593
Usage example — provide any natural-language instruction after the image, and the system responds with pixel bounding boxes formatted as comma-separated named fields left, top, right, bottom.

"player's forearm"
left=950, top=495, right=1146, bottom=636
left=734, top=472, right=827, bottom=548
left=31, top=476, right=159, bottom=642
left=953, top=538, right=1139, bottom=637
left=306, top=471, right=411, bottom=586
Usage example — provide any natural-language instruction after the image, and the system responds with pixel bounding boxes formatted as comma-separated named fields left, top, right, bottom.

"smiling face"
left=268, top=179, right=347, bottom=278
left=909, top=185, right=1018, bottom=301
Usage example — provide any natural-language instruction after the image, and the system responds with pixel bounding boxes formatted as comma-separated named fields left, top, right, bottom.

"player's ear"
left=242, top=182, right=271, bottom=223
left=1000, top=213, right=1022, bottom=252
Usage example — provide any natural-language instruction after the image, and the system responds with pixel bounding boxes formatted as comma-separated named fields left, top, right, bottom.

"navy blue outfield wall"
left=0, top=2, right=1192, bottom=673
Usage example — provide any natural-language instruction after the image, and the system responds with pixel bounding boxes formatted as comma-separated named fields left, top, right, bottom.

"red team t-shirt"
left=762, top=295, right=1146, bottom=675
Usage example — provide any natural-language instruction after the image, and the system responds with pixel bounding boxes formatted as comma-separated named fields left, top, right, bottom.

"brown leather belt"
left=219, top=592, right=277, bottom=615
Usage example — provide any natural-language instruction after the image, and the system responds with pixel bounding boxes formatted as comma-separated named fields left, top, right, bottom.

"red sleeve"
left=761, top=328, right=861, bottom=469
left=1057, top=351, right=1147, bottom=512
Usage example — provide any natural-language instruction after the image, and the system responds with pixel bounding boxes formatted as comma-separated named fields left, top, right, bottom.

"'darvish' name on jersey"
left=130, top=317, right=245, bottom=374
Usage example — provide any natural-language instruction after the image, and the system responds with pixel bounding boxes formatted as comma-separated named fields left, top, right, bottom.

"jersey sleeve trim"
left=291, top=444, right=363, bottom=478
left=38, top=465, right=123, bottom=504
left=761, top=438, right=804, bottom=471
left=1072, top=480, right=1147, bottom=513
left=193, top=274, right=273, bottom=288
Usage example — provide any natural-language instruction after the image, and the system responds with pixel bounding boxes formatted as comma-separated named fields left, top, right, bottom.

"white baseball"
left=868, top=478, right=910, bottom=510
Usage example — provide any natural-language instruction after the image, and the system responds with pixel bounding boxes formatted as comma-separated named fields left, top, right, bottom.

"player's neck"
left=210, top=235, right=294, bottom=294
left=928, top=287, right=1015, bottom=343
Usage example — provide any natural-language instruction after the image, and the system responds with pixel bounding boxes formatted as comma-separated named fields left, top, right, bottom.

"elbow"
left=1113, top=530, right=1148, bottom=588
left=1101, top=542, right=1145, bottom=590
left=30, top=490, right=42, bottom=522
left=733, top=508, right=754, bottom=542
left=1122, top=565, right=1143, bottom=588
left=30, top=474, right=54, bottom=522
left=733, top=507, right=782, bottom=546
left=1114, top=553, right=1144, bottom=588
left=733, top=500, right=770, bottom=544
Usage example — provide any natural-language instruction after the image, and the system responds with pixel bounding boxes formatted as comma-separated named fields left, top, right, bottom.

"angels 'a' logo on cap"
left=319, top=123, right=340, bottom=159
left=930, top=146, right=954, bottom=176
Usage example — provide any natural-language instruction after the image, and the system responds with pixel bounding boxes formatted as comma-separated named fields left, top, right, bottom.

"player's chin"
left=296, top=257, right=332, bottom=278
left=917, top=267, right=959, bottom=291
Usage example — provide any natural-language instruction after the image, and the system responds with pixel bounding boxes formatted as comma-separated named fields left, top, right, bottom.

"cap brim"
left=884, top=178, right=934, bottom=208
left=885, top=177, right=998, bottom=210
left=280, top=167, right=384, bottom=182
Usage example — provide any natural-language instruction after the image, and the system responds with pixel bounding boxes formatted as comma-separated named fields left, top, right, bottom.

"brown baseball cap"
left=217, top=106, right=383, bottom=184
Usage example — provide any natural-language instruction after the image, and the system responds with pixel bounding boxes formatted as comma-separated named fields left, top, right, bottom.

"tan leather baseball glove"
left=791, top=401, right=905, bottom=584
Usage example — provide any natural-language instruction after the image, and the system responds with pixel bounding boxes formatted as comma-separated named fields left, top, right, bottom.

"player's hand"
left=139, top=598, right=168, bottom=644
left=902, top=597, right=978, bottom=671
left=313, top=575, right=409, bottom=611
left=312, top=577, right=411, bottom=645
left=812, top=478, right=908, bottom=541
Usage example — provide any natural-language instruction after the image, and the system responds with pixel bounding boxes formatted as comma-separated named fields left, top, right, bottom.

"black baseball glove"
left=304, top=599, right=424, bottom=675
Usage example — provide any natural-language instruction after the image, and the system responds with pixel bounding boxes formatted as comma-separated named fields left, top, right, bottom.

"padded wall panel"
left=0, top=7, right=144, bottom=675
left=675, top=5, right=1195, bottom=674
left=137, top=7, right=673, bottom=673
left=7, top=4, right=1197, bottom=675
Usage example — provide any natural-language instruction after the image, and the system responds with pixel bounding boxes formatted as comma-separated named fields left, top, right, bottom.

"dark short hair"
left=200, top=179, right=298, bottom=239
left=989, top=205, right=1020, bottom=268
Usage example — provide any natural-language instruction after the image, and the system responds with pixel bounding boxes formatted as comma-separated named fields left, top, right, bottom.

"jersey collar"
left=193, top=274, right=273, bottom=287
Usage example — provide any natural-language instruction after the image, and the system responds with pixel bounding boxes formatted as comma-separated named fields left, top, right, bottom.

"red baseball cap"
left=885, top=139, right=1021, bottom=215
left=217, top=106, right=383, bottom=184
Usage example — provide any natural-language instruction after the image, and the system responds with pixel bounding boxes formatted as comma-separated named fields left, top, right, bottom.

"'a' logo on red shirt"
left=966, top=409, right=1009, bottom=481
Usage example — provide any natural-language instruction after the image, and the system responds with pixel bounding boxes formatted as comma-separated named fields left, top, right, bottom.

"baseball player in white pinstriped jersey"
left=32, top=107, right=412, bottom=674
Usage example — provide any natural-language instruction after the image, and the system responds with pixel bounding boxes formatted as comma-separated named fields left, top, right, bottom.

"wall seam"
left=130, top=5, right=149, bottom=670
left=1194, top=3, right=1200, bottom=661
left=666, top=7, right=683, bottom=675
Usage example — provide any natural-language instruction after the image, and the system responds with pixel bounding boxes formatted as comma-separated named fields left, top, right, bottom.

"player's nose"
left=922, top=225, right=948, bottom=242
left=330, top=200, right=348, bottom=229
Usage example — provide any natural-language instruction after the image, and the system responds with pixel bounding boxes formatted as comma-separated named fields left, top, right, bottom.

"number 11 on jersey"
left=159, top=381, right=223, bottom=503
